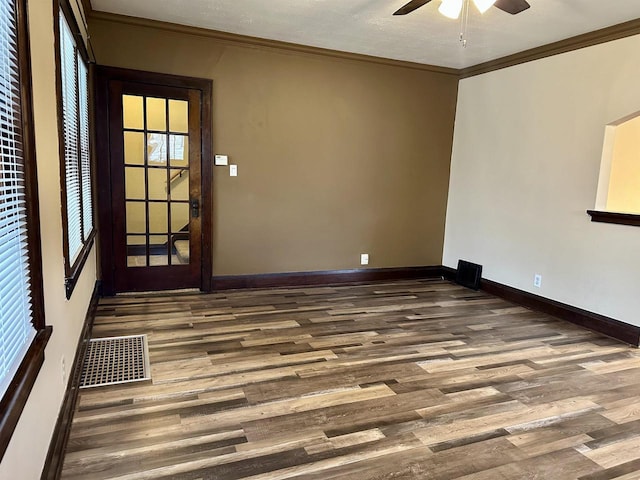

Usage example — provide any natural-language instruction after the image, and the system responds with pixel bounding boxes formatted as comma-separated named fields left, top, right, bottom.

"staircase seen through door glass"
left=122, top=94, right=191, bottom=267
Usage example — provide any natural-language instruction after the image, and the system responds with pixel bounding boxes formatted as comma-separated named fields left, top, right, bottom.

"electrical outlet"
left=534, top=274, right=542, bottom=288
left=230, top=164, right=238, bottom=177
left=360, top=253, right=369, bottom=265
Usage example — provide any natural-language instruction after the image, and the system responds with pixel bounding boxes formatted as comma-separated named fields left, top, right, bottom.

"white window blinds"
left=0, top=0, right=36, bottom=398
left=60, top=11, right=92, bottom=268
left=78, top=57, right=92, bottom=236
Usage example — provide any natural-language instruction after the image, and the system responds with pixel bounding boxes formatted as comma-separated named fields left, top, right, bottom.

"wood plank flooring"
left=60, top=279, right=640, bottom=479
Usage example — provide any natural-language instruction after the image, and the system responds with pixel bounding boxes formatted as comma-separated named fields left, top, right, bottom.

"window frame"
left=587, top=111, right=640, bottom=228
left=55, top=0, right=95, bottom=299
left=586, top=210, right=640, bottom=227
left=0, top=0, right=51, bottom=460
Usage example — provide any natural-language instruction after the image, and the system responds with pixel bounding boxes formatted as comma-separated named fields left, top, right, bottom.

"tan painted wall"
left=88, top=16, right=458, bottom=275
left=444, top=34, right=640, bottom=327
left=606, top=114, right=640, bottom=213
left=0, top=0, right=97, bottom=477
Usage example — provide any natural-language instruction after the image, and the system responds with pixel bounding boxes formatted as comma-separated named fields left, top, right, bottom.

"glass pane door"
left=100, top=69, right=211, bottom=295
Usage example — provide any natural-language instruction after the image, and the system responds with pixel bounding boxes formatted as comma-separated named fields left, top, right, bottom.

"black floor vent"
left=456, top=260, right=482, bottom=290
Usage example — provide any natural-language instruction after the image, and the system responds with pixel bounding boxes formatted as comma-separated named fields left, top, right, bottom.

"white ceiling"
left=90, top=0, right=640, bottom=69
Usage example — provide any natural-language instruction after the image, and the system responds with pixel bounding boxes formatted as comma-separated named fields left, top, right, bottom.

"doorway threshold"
left=115, top=288, right=201, bottom=297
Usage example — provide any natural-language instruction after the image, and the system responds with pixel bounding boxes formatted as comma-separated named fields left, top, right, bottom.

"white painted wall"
left=0, top=0, right=97, bottom=477
left=443, top=34, right=640, bottom=327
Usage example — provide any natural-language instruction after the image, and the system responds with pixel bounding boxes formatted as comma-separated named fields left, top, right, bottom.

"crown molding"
left=87, top=11, right=459, bottom=76
left=87, top=11, right=640, bottom=80
left=460, top=18, right=640, bottom=79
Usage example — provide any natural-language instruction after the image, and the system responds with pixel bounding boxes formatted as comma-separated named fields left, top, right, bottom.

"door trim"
left=95, top=66, right=213, bottom=295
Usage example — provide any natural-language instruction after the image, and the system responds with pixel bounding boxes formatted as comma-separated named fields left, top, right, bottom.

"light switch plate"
left=230, top=164, right=238, bottom=177
left=215, top=155, right=228, bottom=166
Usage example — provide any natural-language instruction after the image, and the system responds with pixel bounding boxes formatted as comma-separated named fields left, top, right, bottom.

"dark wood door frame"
left=95, top=66, right=213, bottom=295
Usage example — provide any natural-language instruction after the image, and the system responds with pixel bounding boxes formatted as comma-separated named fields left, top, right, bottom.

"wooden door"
left=96, top=68, right=212, bottom=294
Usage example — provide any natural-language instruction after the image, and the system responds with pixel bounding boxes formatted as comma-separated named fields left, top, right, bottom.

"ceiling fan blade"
left=393, top=0, right=433, bottom=16
left=493, top=0, right=530, bottom=14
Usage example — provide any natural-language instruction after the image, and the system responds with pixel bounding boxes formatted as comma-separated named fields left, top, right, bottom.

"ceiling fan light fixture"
left=438, top=0, right=463, bottom=19
left=472, top=0, right=497, bottom=13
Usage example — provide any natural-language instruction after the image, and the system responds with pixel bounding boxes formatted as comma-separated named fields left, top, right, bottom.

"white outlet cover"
left=360, top=254, right=369, bottom=265
left=230, top=164, right=238, bottom=176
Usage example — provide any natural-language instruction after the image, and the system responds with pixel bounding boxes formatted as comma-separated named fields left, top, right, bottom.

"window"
left=603, top=114, right=640, bottom=214
left=58, top=5, right=94, bottom=298
left=0, top=0, right=50, bottom=459
left=587, top=111, right=640, bottom=227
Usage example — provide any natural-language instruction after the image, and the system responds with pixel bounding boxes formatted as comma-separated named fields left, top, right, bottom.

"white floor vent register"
left=80, top=335, right=151, bottom=388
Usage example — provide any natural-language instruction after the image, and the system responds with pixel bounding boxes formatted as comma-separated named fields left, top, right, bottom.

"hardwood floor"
left=60, top=279, right=640, bottom=479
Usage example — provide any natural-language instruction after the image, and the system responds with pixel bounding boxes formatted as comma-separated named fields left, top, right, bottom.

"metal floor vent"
left=80, top=335, right=151, bottom=388
left=456, top=259, right=483, bottom=291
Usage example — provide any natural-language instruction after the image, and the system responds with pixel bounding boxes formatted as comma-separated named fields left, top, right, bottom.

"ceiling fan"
left=393, top=0, right=530, bottom=17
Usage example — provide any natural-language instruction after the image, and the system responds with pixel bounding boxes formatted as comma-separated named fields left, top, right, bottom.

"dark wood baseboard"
left=212, top=266, right=443, bottom=291
left=441, top=266, right=457, bottom=281
left=443, top=266, right=640, bottom=347
left=41, top=281, right=101, bottom=480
